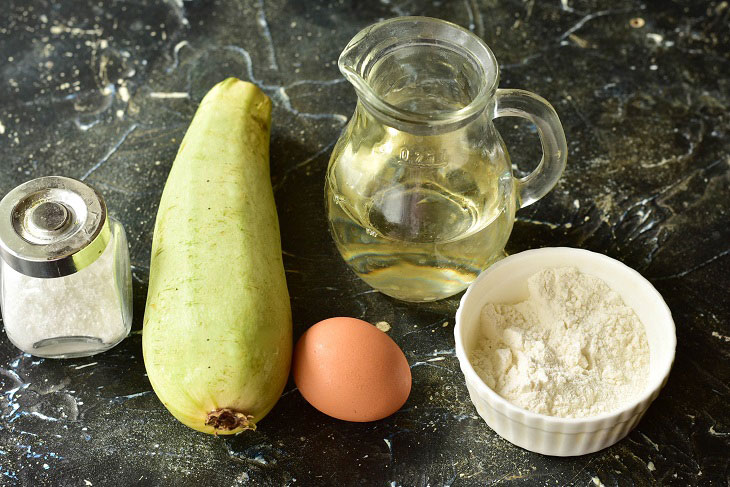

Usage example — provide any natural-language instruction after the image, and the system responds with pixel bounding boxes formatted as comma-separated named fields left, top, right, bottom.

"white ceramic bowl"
left=454, top=247, right=676, bottom=456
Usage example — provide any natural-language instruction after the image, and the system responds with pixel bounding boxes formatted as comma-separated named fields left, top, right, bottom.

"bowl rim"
left=454, top=246, right=677, bottom=429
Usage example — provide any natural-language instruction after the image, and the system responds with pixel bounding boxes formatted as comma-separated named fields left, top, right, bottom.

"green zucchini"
left=142, top=78, right=292, bottom=434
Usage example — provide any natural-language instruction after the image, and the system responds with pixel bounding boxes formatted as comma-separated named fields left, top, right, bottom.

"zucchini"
left=142, top=78, right=292, bottom=434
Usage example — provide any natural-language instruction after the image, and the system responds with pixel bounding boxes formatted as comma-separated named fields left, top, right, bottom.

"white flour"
left=470, top=267, right=649, bottom=418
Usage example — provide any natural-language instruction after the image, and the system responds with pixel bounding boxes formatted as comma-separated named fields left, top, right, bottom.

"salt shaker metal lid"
left=0, top=176, right=111, bottom=278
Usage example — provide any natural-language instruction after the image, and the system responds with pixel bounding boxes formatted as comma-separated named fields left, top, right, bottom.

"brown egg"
left=292, top=317, right=411, bottom=422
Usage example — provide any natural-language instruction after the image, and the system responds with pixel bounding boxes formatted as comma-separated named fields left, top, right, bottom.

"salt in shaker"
left=0, top=176, right=132, bottom=358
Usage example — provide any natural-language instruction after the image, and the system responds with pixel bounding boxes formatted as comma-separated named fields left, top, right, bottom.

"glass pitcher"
left=325, top=17, right=567, bottom=302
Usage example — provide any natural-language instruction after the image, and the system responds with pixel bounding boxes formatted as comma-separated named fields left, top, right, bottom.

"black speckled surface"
left=1, top=0, right=729, bottom=485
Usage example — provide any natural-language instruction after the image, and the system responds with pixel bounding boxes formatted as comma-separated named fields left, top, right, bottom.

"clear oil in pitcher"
left=327, top=27, right=517, bottom=302
left=327, top=137, right=516, bottom=302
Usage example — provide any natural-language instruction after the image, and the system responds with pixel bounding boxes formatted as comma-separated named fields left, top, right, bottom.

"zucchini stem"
left=206, top=408, right=256, bottom=432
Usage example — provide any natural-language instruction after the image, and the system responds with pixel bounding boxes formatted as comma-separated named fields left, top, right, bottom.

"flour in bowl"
left=470, top=267, right=650, bottom=418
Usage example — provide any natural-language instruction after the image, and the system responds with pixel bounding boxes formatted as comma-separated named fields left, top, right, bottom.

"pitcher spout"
left=337, top=24, right=376, bottom=96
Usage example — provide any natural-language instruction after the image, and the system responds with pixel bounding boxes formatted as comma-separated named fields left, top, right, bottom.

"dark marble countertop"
left=1, top=0, right=729, bottom=485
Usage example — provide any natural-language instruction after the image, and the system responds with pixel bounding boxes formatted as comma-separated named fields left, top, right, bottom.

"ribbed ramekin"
left=454, top=247, right=676, bottom=456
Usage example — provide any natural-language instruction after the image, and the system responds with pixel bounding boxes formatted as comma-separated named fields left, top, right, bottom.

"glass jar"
left=0, top=176, right=132, bottom=358
left=326, top=17, right=567, bottom=302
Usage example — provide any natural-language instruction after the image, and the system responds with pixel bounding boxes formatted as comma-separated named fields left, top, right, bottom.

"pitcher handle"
left=493, top=89, right=567, bottom=208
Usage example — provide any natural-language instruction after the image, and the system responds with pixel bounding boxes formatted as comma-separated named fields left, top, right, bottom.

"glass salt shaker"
left=0, top=176, right=132, bottom=358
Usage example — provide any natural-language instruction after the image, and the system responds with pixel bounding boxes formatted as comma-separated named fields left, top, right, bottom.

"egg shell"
left=293, top=317, right=411, bottom=422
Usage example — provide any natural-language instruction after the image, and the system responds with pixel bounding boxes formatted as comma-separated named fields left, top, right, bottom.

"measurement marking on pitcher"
left=398, top=148, right=448, bottom=167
